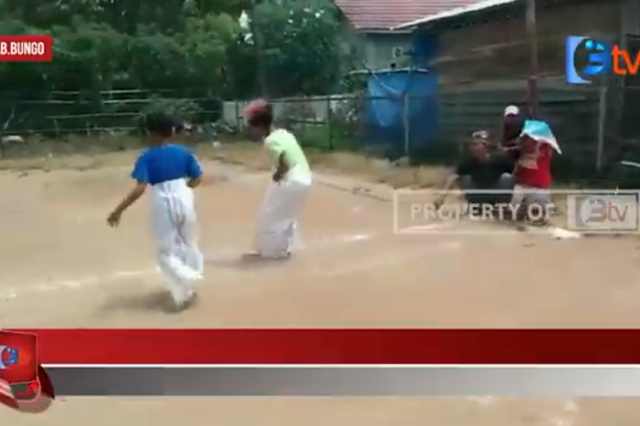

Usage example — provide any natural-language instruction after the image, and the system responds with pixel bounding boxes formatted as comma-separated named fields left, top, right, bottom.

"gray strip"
left=45, top=367, right=640, bottom=396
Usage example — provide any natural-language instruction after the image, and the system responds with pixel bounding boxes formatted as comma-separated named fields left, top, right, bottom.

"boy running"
left=107, top=112, right=204, bottom=310
left=244, top=99, right=312, bottom=258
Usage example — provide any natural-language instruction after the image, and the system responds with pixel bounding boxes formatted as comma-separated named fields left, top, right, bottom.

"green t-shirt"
left=264, top=129, right=311, bottom=174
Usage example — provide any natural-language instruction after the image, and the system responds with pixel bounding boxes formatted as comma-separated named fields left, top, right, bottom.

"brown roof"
left=334, top=0, right=480, bottom=31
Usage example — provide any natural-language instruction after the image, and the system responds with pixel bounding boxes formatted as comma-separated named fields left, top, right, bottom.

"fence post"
left=596, top=86, right=607, bottom=172
left=327, top=95, right=333, bottom=150
left=403, top=93, right=410, bottom=157
left=234, top=101, right=240, bottom=132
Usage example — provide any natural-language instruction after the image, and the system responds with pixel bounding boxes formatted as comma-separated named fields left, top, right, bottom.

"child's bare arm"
left=272, top=153, right=289, bottom=182
left=115, top=182, right=146, bottom=213
left=186, top=152, right=203, bottom=188
left=107, top=182, right=146, bottom=226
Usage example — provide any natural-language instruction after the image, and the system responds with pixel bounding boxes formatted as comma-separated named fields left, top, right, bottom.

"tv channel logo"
left=565, top=36, right=611, bottom=84
left=566, top=191, right=639, bottom=233
left=0, top=347, right=18, bottom=370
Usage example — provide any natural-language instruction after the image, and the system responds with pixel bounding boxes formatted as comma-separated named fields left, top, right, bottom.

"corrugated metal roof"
left=392, top=0, right=519, bottom=30
left=334, top=0, right=481, bottom=31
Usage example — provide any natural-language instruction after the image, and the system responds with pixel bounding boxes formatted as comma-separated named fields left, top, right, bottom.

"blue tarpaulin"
left=364, top=68, right=438, bottom=157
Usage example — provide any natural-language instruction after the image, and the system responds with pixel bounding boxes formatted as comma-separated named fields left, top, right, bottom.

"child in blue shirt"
left=107, top=112, right=204, bottom=311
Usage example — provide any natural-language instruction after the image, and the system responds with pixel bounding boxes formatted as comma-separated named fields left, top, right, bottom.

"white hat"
left=472, top=130, right=488, bottom=139
left=504, top=105, right=520, bottom=116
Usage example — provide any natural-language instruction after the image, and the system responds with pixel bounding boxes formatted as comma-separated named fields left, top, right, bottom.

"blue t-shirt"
left=131, top=144, right=203, bottom=185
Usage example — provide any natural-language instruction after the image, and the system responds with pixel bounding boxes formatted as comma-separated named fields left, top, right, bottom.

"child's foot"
left=186, top=289, right=198, bottom=306
left=173, top=290, right=197, bottom=312
left=243, top=250, right=292, bottom=260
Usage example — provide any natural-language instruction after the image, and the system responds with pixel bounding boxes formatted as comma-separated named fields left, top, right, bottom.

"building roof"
left=392, top=0, right=518, bottom=30
left=334, top=0, right=481, bottom=31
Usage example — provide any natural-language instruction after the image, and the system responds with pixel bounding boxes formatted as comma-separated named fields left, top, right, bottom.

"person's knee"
left=459, top=175, right=473, bottom=191
left=497, top=173, right=515, bottom=189
left=488, top=174, right=513, bottom=204
left=522, top=193, right=554, bottom=224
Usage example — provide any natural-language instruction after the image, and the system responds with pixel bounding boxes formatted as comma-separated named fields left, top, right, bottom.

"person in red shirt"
left=501, top=105, right=560, bottom=224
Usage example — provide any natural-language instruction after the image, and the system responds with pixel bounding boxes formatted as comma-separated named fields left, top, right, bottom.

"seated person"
left=434, top=131, right=515, bottom=210
left=171, top=115, right=193, bottom=143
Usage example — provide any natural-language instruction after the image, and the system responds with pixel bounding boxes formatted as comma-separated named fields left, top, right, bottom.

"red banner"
left=8, top=329, right=640, bottom=365
left=0, top=35, right=53, bottom=62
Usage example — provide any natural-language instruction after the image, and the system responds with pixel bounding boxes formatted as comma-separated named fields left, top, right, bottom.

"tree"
left=231, top=0, right=342, bottom=97
left=0, top=0, right=344, bottom=134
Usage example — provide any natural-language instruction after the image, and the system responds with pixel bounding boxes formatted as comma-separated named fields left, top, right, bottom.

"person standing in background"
left=501, top=106, right=561, bottom=225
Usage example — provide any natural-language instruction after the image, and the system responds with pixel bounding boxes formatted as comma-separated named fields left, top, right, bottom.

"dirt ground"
left=1, top=145, right=640, bottom=422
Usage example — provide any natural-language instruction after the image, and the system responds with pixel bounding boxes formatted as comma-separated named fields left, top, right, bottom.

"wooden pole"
left=525, top=0, right=539, bottom=118
left=596, top=86, right=607, bottom=171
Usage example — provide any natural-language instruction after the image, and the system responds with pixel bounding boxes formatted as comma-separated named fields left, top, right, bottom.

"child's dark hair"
left=145, top=112, right=174, bottom=137
left=172, top=116, right=185, bottom=133
left=245, top=99, right=274, bottom=128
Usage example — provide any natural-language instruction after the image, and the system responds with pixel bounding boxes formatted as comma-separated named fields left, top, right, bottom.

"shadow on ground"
left=97, top=289, right=177, bottom=314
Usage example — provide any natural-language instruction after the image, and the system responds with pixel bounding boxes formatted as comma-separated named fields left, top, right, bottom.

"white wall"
left=222, top=94, right=359, bottom=128
left=340, top=21, right=413, bottom=71
left=361, top=33, right=413, bottom=70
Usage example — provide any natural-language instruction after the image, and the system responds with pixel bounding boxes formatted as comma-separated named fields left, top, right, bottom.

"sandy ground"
left=1, top=155, right=640, bottom=422
left=6, top=397, right=640, bottom=426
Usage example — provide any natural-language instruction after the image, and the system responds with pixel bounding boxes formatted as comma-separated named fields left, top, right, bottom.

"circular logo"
left=578, top=197, right=603, bottom=224
left=0, top=346, right=18, bottom=369
left=572, top=38, right=609, bottom=82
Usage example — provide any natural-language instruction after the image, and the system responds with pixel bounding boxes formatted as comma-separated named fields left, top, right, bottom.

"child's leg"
left=180, top=208, right=204, bottom=278
left=152, top=197, right=201, bottom=306
left=255, top=183, right=284, bottom=257
left=523, top=188, right=552, bottom=225
left=157, top=252, right=194, bottom=303
left=256, top=181, right=309, bottom=258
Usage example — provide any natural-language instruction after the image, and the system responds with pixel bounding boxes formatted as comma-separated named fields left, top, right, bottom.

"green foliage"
left=0, top=0, right=343, bottom=132
left=253, top=0, right=342, bottom=96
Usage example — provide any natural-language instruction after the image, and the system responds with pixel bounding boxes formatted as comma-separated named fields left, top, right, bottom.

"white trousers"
left=151, top=179, right=203, bottom=303
left=512, top=184, right=550, bottom=205
left=256, top=171, right=312, bottom=258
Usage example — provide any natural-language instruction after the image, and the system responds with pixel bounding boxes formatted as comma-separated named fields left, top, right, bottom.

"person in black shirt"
left=434, top=131, right=515, bottom=209
left=171, top=115, right=195, bottom=144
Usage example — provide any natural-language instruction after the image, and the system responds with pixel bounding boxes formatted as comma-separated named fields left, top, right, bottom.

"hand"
left=107, top=210, right=122, bottom=227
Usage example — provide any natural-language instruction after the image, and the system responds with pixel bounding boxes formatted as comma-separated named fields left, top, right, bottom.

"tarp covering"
left=364, top=69, right=438, bottom=157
